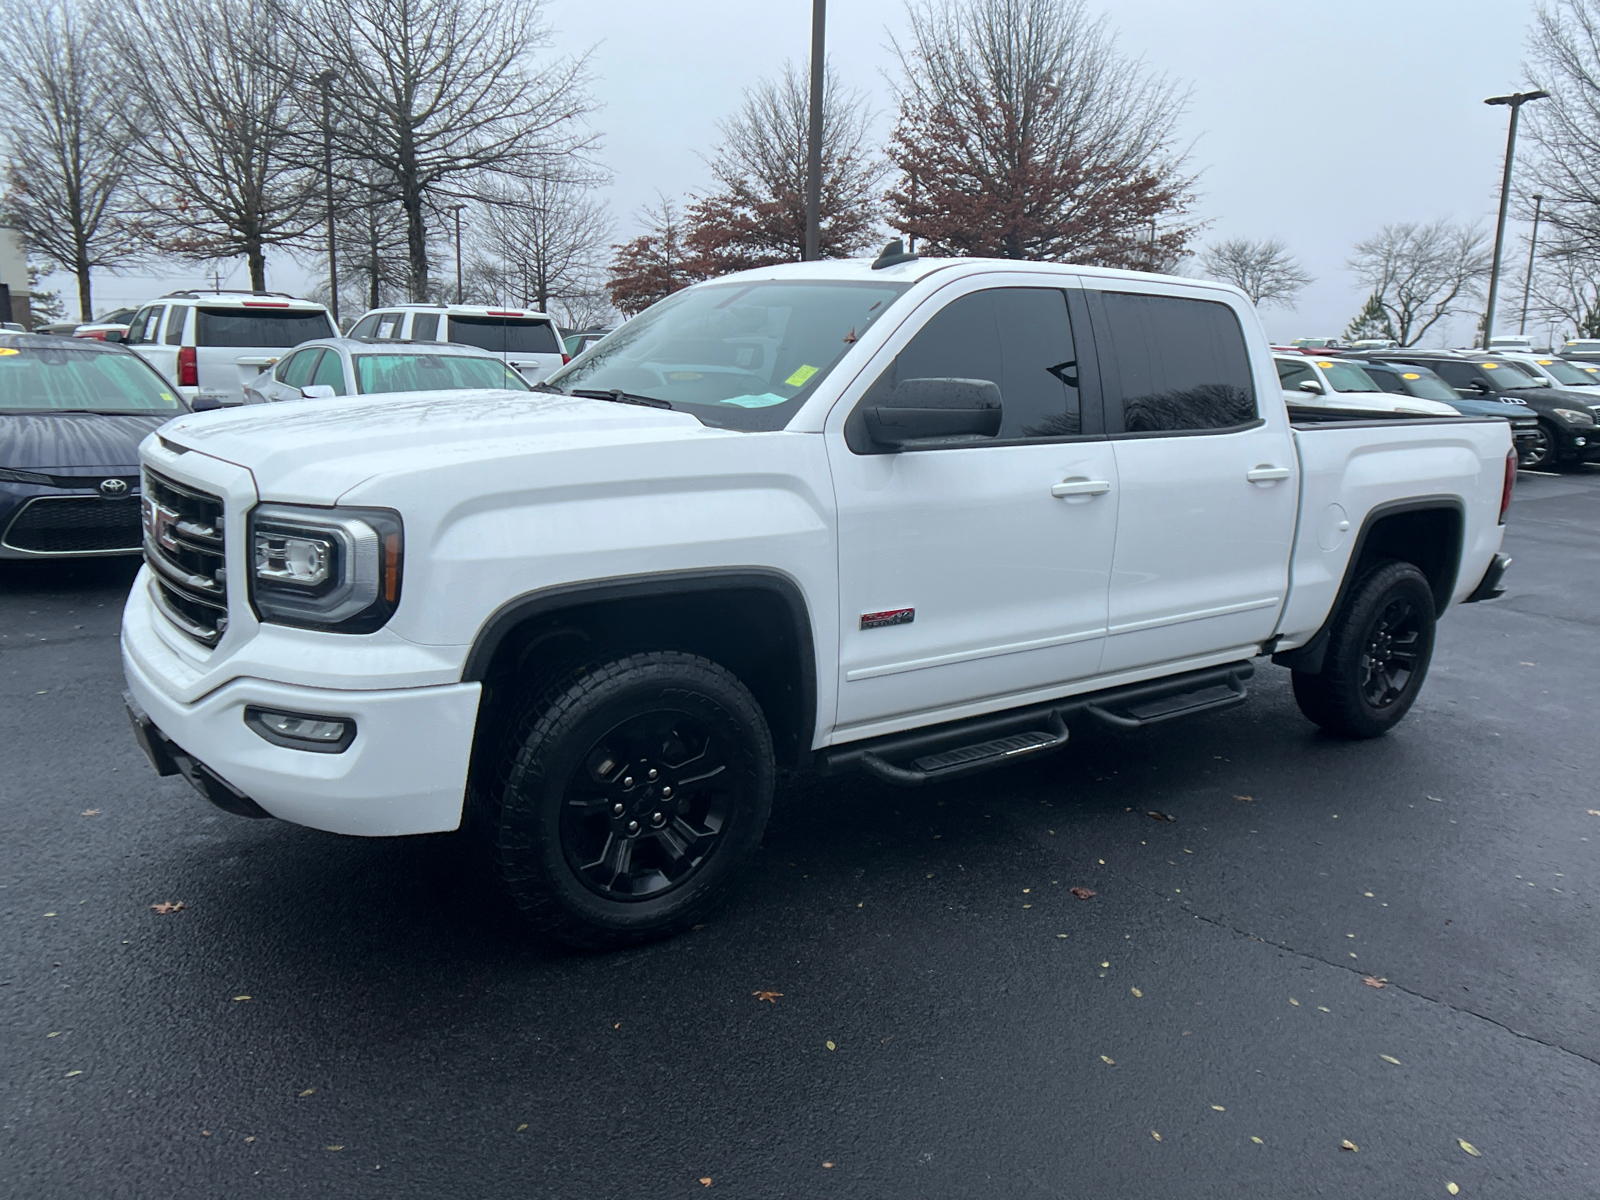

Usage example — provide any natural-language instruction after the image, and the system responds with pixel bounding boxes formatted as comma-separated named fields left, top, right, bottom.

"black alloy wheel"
left=488, top=651, right=774, bottom=948
left=1291, top=560, right=1437, bottom=739
left=560, top=710, right=733, bottom=900
left=1525, top=421, right=1557, bottom=470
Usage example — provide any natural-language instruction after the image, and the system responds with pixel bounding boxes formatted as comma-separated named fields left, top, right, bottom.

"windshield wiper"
left=571, top=388, right=673, bottom=410
left=530, top=381, right=565, bottom=394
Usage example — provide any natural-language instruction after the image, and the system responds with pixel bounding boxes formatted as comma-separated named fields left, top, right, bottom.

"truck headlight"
left=247, top=504, right=403, bottom=632
left=1552, top=407, right=1596, bottom=426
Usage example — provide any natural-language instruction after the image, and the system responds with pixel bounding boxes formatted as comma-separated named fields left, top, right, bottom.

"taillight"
left=177, top=345, right=198, bottom=387
left=561, top=353, right=571, bottom=365
left=1500, top=447, right=1516, bottom=524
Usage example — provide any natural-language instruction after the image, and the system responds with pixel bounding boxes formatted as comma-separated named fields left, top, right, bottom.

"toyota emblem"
left=99, top=477, right=130, bottom=498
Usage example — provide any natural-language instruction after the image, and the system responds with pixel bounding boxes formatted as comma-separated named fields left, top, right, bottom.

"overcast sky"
left=78, top=0, right=1538, bottom=344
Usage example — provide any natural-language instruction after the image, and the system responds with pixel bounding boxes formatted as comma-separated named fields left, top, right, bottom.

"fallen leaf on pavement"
left=1341, top=1139, right=1359, bottom=1152
left=1380, top=1055, right=1401, bottom=1065
left=1363, top=976, right=1387, bottom=988
left=1130, top=987, right=1143, bottom=998
left=65, top=1070, right=82, bottom=1078
left=81, top=810, right=100, bottom=817
left=244, top=1136, right=256, bottom=1143
left=1458, top=1140, right=1481, bottom=1157
left=699, top=1178, right=713, bottom=1187
left=1069, top=887, right=1096, bottom=899
left=825, top=1040, right=836, bottom=1051
left=1289, top=998, right=1300, bottom=1006
left=1447, top=1184, right=1459, bottom=1195
left=1148, top=811, right=1176, bottom=823
left=1150, top=1131, right=1162, bottom=1142
left=299, top=1089, right=315, bottom=1097
left=1100, top=1055, right=1115, bottom=1065
left=516, top=1124, right=527, bottom=1132
left=326, top=1145, right=343, bottom=1152
left=232, top=995, right=251, bottom=1002
left=822, top=1162, right=834, bottom=1169
left=150, top=901, right=185, bottom=914
left=1250, top=1136, right=1264, bottom=1145
left=1234, top=795, right=1253, bottom=802
left=1588, top=810, right=1600, bottom=817
left=752, top=991, right=782, bottom=1004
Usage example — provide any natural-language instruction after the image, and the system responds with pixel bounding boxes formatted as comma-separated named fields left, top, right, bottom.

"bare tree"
left=470, top=173, right=611, bottom=312
left=111, top=0, right=317, bottom=291
left=886, top=0, right=1199, bottom=266
left=0, top=0, right=141, bottom=321
left=1199, top=237, right=1313, bottom=309
left=686, top=61, right=884, bottom=273
left=304, top=0, right=599, bottom=301
left=1522, top=1, right=1600, bottom=261
left=1527, top=224, right=1600, bottom=339
left=606, top=195, right=698, bottom=316
left=1347, top=221, right=1491, bottom=346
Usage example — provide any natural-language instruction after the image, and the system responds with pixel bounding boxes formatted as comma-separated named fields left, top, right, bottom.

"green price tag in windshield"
left=784, top=364, right=818, bottom=388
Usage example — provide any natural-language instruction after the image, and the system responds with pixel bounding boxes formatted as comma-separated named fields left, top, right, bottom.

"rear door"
left=1083, top=283, right=1298, bottom=675
left=827, top=276, right=1120, bottom=736
left=193, top=305, right=337, bottom=403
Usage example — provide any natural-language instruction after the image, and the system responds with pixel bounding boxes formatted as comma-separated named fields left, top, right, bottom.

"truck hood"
left=155, top=389, right=723, bottom=502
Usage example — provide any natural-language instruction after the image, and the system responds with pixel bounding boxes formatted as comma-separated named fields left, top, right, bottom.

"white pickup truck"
left=122, top=248, right=1516, bottom=948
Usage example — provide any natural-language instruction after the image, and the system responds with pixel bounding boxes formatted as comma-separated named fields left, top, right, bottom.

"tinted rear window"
left=196, top=308, right=335, bottom=348
left=447, top=316, right=559, bottom=355
left=1098, top=293, right=1258, bottom=432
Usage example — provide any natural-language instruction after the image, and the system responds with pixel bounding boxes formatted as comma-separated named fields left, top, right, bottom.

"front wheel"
left=1291, top=561, right=1437, bottom=739
left=1524, top=422, right=1556, bottom=471
left=489, top=651, right=775, bottom=949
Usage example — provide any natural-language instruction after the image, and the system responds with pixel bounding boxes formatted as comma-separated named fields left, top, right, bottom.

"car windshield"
left=0, top=343, right=185, bottom=413
left=1314, top=360, right=1381, bottom=393
left=547, top=280, right=911, bottom=430
left=1479, top=360, right=1545, bottom=387
left=353, top=352, right=530, bottom=395
left=1388, top=368, right=1459, bottom=402
left=1535, top=358, right=1599, bottom=386
left=446, top=316, right=561, bottom=355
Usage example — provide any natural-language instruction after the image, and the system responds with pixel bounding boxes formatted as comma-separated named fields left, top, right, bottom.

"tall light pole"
left=1482, top=89, right=1549, bottom=349
left=314, top=70, right=339, bottom=326
left=449, top=204, right=467, bottom=303
left=804, top=0, right=825, bottom=262
left=1520, top=192, right=1544, bottom=336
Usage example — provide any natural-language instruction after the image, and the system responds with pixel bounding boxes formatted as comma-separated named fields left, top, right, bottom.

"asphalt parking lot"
left=3, top=469, right=1598, bottom=1199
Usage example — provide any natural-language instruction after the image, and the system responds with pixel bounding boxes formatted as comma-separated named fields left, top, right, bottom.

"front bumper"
left=122, top=612, right=482, bottom=837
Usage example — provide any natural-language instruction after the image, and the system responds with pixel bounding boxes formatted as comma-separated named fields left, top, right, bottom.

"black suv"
left=1368, top=350, right=1600, bottom=471
left=1355, top=359, right=1542, bottom=465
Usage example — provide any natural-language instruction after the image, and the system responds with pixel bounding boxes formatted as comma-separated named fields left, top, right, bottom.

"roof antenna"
left=871, top=238, right=919, bottom=270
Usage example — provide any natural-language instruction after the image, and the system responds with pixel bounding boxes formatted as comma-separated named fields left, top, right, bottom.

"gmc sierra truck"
left=122, top=247, right=1516, bottom=948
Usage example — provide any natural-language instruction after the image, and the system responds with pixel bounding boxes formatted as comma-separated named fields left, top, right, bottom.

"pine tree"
left=1344, top=291, right=1396, bottom=342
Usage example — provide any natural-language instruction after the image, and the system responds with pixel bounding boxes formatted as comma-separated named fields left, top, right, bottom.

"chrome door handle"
left=1051, top=479, right=1112, bottom=498
left=1246, top=466, right=1293, bottom=483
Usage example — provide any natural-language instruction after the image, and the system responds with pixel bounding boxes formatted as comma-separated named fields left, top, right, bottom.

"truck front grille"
left=143, top=470, right=228, bottom=647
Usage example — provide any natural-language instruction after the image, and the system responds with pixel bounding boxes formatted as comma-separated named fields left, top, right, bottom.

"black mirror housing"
left=864, top=377, right=1003, bottom=448
left=190, top=394, right=223, bottom=412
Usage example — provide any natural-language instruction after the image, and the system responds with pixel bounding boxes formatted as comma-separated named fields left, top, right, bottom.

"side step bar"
left=820, top=662, right=1253, bottom=787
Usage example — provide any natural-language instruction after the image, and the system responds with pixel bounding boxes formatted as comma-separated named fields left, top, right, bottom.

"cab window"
left=1098, top=292, right=1258, bottom=433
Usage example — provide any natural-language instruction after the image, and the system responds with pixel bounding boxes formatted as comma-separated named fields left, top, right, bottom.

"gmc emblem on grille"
left=147, top=501, right=181, bottom=552
left=861, top=607, right=915, bottom=629
left=98, top=477, right=129, bottom=497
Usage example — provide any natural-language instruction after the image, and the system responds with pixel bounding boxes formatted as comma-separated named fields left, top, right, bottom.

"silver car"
left=243, top=337, right=531, bottom=403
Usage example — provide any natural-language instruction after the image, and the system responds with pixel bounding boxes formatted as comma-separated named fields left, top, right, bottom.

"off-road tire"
left=1291, top=560, right=1437, bottom=739
left=488, top=651, right=774, bottom=949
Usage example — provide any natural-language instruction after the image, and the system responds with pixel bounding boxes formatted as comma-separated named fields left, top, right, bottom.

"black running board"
left=821, top=662, right=1253, bottom=787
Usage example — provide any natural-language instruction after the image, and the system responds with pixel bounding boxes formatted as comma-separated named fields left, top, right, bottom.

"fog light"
left=1577, top=437, right=1588, bottom=447
left=244, top=706, right=355, bottom=753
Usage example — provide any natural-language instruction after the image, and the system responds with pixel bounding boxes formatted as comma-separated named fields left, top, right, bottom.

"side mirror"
left=103, top=330, right=125, bottom=343
left=190, top=394, right=223, bottom=412
left=863, top=377, right=1003, bottom=448
left=1297, top=379, right=1325, bottom=395
left=1468, top=380, right=1491, bottom=395
left=300, top=385, right=337, bottom=400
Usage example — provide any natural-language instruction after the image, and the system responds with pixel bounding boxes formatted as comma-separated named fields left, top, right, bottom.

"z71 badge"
left=860, top=608, right=914, bottom=630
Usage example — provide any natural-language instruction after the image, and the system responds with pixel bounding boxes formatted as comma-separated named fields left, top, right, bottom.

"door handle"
left=1245, top=466, right=1293, bottom=483
left=1051, top=479, right=1112, bottom=498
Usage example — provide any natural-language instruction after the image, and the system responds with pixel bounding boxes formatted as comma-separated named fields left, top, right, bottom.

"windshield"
left=1313, top=360, right=1381, bottom=393
left=1388, top=368, right=1460, bottom=402
left=548, top=280, right=911, bottom=430
left=0, top=344, right=185, bottom=413
left=1535, top=357, right=1600, bottom=386
left=354, top=353, right=530, bottom=395
left=447, top=316, right=561, bottom=355
left=1478, top=360, right=1544, bottom=387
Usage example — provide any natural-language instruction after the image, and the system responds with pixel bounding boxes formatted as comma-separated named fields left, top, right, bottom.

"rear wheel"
left=1291, top=561, right=1437, bottom=739
left=488, top=651, right=774, bottom=949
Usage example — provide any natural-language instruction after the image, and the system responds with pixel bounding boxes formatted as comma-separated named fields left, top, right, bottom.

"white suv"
left=123, top=291, right=336, bottom=408
left=347, top=304, right=567, bottom=381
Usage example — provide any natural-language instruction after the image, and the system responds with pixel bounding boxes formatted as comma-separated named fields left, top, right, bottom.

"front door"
left=1083, top=285, right=1299, bottom=674
left=827, top=280, right=1119, bottom=737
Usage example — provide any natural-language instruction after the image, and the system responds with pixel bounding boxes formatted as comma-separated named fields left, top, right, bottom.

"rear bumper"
left=1463, top=553, right=1512, bottom=603
left=122, top=640, right=482, bottom=837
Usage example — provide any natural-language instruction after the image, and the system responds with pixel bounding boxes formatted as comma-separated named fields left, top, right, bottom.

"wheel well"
left=465, top=575, right=817, bottom=773
left=1349, top=505, right=1462, bottom=614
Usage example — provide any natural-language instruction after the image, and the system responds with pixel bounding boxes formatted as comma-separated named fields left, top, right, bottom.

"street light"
left=1521, top=192, right=1544, bottom=336
left=1482, top=89, right=1549, bottom=349
left=804, top=0, right=825, bottom=262
left=448, top=204, right=467, bottom=304
left=314, top=70, right=339, bottom=327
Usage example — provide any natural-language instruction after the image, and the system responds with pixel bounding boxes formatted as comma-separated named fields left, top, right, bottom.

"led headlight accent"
left=248, top=504, right=403, bottom=632
left=244, top=705, right=356, bottom=753
left=1552, top=407, right=1596, bottom=426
